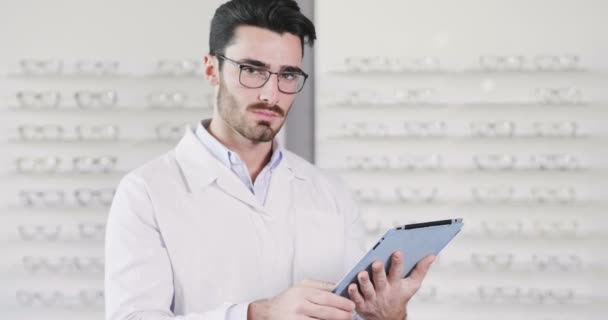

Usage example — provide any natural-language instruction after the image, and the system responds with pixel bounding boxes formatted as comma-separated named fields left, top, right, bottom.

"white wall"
left=315, top=1, right=608, bottom=319
left=0, top=1, right=224, bottom=319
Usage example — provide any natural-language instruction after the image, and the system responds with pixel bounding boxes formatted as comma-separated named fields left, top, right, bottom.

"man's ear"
left=204, top=54, right=219, bottom=86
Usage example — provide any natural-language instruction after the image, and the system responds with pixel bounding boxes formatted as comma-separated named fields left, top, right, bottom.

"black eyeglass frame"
left=215, top=54, right=309, bottom=94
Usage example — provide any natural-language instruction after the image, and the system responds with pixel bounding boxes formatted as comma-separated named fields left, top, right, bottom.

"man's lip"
left=251, top=109, right=280, bottom=117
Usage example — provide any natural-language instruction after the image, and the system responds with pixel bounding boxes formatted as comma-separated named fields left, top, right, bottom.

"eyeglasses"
left=529, top=154, right=580, bottom=171
left=331, top=88, right=437, bottom=106
left=16, top=290, right=65, bottom=308
left=72, top=156, right=117, bottom=174
left=465, top=253, right=583, bottom=272
left=20, top=190, right=65, bottom=208
left=341, top=154, right=443, bottom=171
left=22, top=256, right=104, bottom=274
left=74, top=188, right=115, bottom=207
left=395, top=187, right=438, bottom=203
left=156, top=59, right=202, bottom=76
left=18, top=59, right=121, bottom=76
left=470, top=186, right=578, bottom=204
left=78, top=222, right=106, bottom=240
left=478, top=54, right=581, bottom=72
left=19, top=189, right=115, bottom=208
left=17, top=125, right=63, bottom=141
left=476, top=286, right=577, bottom=305
left=147, top=91, right=188, bottom=109
left=472, top=186, right=515, bottom=203
left=478, top=219, right=581, bottom=238
left=17, top=125, right=120, bottom=142
left=16, top=289, right=104, bottom=308
left=75, top=60, right=120, bottom=76
left=18, top=224, right=62, bottom=241
left=17, top=91, right=61, bottom=109
left=19, top=59, right=63, bottom=75
left=471, top=253, right=514, bottom=271
left=469, top=121, right=581, bottom=138
left=14, top=90, right=119, bottom=109
left=352, top=186, right=438, bottom=203
left=16, top=156, right=62, bottom=174
left=533, top=54, right=580, bottom=71
left=531, top=254, right=582, bottom=272
left=74, top=90, right=118, bottom=109
left=533, top=121, right=579, bottom=137
left=533, top=220, right=579, bottom=237
left=75, top=125, right=120, bottom=141
left=479, top=55, right=526, bottom=72
left=470, top=121, right=516, bottom=138
left=535, top=87, right=583, bottom=105
left=15, top=155, right=117, bottom=175
left=337, top=121, right=446, bottom=138
left=337, top=56, right=441, bottom=73
left=480, top=221, right=523, bottom=237
left=531, top=187, right=577, bottom=203
left=473, top=153, right=581, bottom=171
left=18, top=223, right=106, bottom=241
left=473, top=154, right=517, bottom=170
left=216, top=54, right=308, bottom=94
left=155, top=123, right=188, bottom=141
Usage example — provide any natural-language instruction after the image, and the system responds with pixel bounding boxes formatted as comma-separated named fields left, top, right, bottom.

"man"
left=104, top=0, right=435, bottom=319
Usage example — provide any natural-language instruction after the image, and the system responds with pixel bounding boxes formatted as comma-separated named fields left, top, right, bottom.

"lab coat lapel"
left=175, top=125, right=262, bottom=210
left=215, top=169, right=262, bottom=211
left=263, top=160, right=296, bottom=216
left=174, top=126, right=218, bottom=192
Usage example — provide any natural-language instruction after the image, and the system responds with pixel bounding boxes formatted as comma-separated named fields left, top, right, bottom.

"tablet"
left=332, top=218, right=464, bottom=298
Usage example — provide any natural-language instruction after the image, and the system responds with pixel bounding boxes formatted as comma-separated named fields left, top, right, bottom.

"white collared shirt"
left=104, top=126, right=366, bottom=320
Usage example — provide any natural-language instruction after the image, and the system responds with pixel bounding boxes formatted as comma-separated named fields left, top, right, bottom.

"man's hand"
left=248, top=280, right=355, bottom=320
left=347, top=251, right=435, bottom=320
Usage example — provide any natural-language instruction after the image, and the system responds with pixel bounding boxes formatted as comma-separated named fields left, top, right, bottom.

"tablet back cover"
left=333, top=221, right=463, bottom=298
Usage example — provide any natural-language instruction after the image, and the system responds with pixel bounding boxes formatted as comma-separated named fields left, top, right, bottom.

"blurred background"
left=1, top=0, right=607, bottom=319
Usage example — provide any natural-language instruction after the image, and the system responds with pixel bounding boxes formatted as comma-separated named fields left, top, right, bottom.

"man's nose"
left=258, top=74, right=280, bottom=106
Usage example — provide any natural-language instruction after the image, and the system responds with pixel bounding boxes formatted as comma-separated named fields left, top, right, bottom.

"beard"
left=216, top=79, right=288, bottom=142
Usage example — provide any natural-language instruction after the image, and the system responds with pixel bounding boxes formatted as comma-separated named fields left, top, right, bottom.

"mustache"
left=247, top=103, right=285, bottom=117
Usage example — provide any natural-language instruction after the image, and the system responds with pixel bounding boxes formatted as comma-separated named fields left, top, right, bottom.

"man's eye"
left=242, top=66, right=263, bottom=74
left=280, top=73, right=297, bottom=80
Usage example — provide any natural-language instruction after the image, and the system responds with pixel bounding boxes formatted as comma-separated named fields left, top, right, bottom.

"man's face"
left=214, top=25, right=303, bottom=142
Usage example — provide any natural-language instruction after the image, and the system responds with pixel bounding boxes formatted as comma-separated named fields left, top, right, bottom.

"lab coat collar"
left=175, top=126, right=308, bottom=207
left=195, top=119, right=284, bottom=174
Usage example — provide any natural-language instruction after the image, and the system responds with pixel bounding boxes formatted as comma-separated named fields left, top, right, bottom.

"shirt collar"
left=175, top=126, right=308, bottom=194
left=196, top=119, right=283, bottom=172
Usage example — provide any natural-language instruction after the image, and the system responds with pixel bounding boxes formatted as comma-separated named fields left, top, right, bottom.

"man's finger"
left=307, top=289, right=356, bottom=312
left=408, top=255, right=435, bottom=283
left=357, top=271, right=376, bottom=300
left=387, top=251, right=404, bottom=283
left=347, top=283, right=364, bottom=306
left=299, top=279, right=336, bottom=291
left=301, top=301, right=354, bottom=320
left=371, top=261, right=388, bottom=292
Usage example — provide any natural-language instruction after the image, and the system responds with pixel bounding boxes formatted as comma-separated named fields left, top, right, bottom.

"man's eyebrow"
left=239, top=58, right=269, bottom=68
left=280, top=66, right=305, bottom=73
left=238, top=58, right=304, bottom=73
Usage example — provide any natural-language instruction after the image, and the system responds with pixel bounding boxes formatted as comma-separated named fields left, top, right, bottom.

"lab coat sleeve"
left=339, top=185, right=367, bottom=274
left=104, top=173, right=239, bottom=320
left=344, top=204, right=367, bottom=320
left=331, top=179, right=368, bottom=320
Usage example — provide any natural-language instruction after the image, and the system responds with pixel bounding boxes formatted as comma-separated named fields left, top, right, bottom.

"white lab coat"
left=104, top=127, right=367, bottom=320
